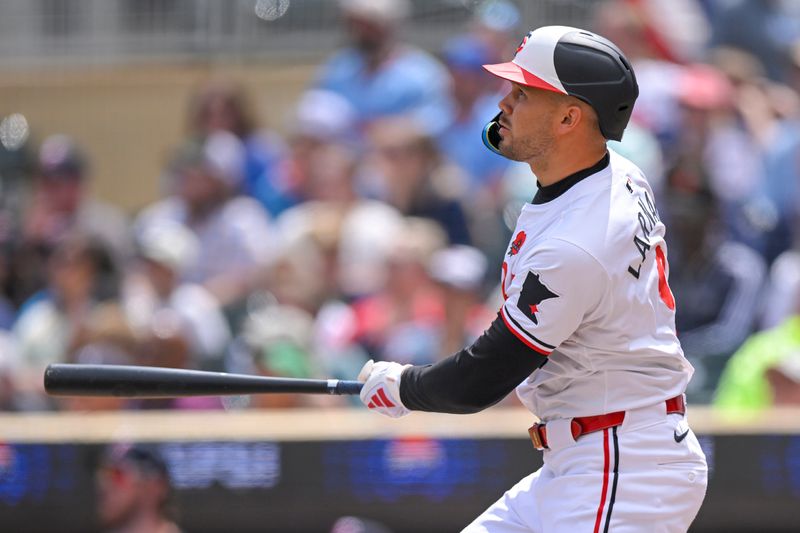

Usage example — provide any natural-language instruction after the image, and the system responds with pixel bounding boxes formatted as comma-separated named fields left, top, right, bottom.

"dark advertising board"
left=1, top=433, right=799, bottom=532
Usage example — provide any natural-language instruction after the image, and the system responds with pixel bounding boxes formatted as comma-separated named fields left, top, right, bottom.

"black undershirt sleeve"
left=399, top=313, right=549, bottom=414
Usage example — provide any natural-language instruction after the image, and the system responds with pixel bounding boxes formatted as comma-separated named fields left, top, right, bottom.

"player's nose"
left=498, top=90, right=514, bottom=116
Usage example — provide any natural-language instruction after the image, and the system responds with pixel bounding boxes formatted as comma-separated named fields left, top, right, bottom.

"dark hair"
left=187, top=79, right=258, bottom=138
left=50, top=234, right=121, bottom=301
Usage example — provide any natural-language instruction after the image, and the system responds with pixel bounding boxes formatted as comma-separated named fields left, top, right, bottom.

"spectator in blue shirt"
left=438, top=34, right=511, bottom=192
left=186, top=78, right=291, bottom=217
left=314, top=0, right=453, bottom=137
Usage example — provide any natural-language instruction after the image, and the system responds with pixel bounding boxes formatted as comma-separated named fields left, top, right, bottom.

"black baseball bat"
left=44, top=364, right=363, bottom=398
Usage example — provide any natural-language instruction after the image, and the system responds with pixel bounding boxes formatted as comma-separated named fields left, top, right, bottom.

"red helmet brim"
left=482, top=62, right=564, bottom=94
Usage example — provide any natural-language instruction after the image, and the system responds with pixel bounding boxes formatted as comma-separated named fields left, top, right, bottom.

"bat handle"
left=333, top=380, right=363, bottom=395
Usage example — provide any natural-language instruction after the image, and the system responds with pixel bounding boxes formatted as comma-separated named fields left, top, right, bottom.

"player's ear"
left=557, top=103, right=583, bottom=135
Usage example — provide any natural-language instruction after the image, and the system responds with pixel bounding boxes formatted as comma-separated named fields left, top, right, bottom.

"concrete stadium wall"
left=0, top=63, right=316, bottom=214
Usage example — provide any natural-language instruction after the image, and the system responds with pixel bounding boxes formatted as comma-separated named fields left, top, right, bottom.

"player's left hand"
left=358, top=359, right=411, bottom=418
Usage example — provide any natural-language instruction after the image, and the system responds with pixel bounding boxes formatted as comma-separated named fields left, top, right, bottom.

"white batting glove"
left=358, top=359, right=412, bottom=418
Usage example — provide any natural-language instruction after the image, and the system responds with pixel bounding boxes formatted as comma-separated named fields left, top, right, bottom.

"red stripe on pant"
left=593, top=428, right=610, bottom=533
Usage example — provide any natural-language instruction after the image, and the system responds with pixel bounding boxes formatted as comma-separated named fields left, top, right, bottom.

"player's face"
left=496, top=83, right=558, bottom=164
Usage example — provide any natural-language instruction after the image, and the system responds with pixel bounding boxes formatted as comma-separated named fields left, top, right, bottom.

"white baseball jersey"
left=499, top=148, right=693, bottom=421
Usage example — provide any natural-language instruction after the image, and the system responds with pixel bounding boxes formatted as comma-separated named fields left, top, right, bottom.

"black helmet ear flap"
left=482, top=112, right=503, bottom=155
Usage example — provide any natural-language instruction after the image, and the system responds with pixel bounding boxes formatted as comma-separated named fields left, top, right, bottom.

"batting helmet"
left=482, top=25, right=638, bottom=153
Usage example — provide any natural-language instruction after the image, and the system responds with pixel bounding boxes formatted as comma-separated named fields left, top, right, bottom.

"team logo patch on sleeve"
left=517, top=271, right=559, bottom=324
left=508, top=231, right=527, bottom=256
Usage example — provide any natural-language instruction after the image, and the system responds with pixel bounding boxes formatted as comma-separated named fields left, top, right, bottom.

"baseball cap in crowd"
left=677, top=64, right=733, bottom=110
left=136, top=221, right=199, bottom=273
left=428, top=245, right=488, bottom=292
left=291, top=89, right=357, bottom=141
left=38, top=134, right=87, bottom=177
left=474, top=0, right=520, bottom=33
left=443, top=35, right=493, bottom=72
left=482, top=26, right=639, bottom=142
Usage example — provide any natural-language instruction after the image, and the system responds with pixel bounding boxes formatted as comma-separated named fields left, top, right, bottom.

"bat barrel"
left=44, top=364, right=363, bottom=398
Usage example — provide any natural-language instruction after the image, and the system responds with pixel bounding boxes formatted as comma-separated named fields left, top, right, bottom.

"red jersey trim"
left=500, top=306, right=551, bottom=356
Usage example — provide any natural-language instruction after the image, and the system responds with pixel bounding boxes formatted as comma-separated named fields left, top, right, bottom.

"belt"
left=528, top=395, right=686, bottom=451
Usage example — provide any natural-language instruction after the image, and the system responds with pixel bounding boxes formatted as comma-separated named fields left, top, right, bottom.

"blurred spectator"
left=0, top=125, right=32, bottom=244
left=122, top=221, right=231, bottom=367
left=314, top=0, right=453, bottom=135
left=710, top=0, right=800, bottom=82
left=0, top=332, right=21, bottom=410
left=766, top=352, right=800, bottom=405
left=13, top=235, right=120, bottom=391
left=277, top=142, right=408, bottom=302
left=365, top=117, right=472, bottom=245
left=713, top=48, right=798, bottom=262
left=57, top=303, right=137, bottom=412
left=335, top=201, right=407, bottom=299
left=228, top=301, right=316, bottom=408
left=714, top=314, right=800, bottom=410
left=9, top=135, right=131, bottom=308
left=24, top=135, right=132, bottom=257
left=663, top=182, right=766, bottom=403
left=274, top=145, right=399, bottom=380
left=138, top=310, right=192, bottom=371
left=427, top=245, right=493, bottom=357
left=748, top=111, right=799, bottom=261
left=592, top=2, right=677, bottom=193
left=350, top=217, right=447, bottom=364
left=187, top=78, right=291, bottom=216
left=438, top=34, right=511, bottom=191
left=96, top=445, right=181, bottom=533
left=745, top=49, right=800, bottom=260
left=255, top=215, right=375, bottom=389
left=135, top=132, right=276, bottom=309
left=760, top=250, right=800, bottom=330
left=137, top=311, right=222, bottom=410
left=594, top=0, right=708, bottom=64
left=468, top=0, right=521, bottom=67
left=592, top=0, right=707, bottom=154
left=0, top=244, right=17, bottom=329
left=281, top=89, right=359, bottom=207
left=273, top=216, right=341, bottom=317
left=670, top=64, right=777, bottom=259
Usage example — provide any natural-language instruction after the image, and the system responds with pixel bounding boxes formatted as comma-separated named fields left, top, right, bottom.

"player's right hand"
left=357, top=359, right=411, bottom=418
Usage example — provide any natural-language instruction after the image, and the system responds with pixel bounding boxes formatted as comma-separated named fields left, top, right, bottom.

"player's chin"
left=497, top=140, right=520, bottom=161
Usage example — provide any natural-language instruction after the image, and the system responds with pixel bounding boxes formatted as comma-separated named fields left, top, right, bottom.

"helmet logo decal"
left=515, top=33, right=531, bottom=55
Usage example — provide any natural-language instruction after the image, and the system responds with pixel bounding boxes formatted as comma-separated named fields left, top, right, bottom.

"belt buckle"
left=528, top=423, right=547, bottom=451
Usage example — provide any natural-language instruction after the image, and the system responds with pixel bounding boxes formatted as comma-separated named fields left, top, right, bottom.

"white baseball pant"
left=463, top=402, right=708, bottom=532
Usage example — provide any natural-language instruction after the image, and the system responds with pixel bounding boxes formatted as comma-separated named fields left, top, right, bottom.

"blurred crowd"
left=1, top=0, right=800, bottom=415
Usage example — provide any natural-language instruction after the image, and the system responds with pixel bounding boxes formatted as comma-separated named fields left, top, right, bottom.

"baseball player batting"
left=358, top=26, right=708, bottom=532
